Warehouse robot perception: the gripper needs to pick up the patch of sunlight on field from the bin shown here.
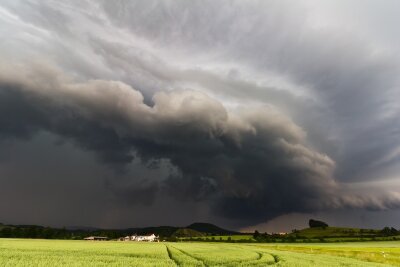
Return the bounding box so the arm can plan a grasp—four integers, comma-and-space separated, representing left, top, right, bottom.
250, 242, 400, 266
170, 242, 390, 267
0, 239, 397, 266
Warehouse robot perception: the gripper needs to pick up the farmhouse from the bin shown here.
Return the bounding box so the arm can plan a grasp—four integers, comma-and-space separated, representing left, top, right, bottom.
137, 234, 157, 242
84, 236, 108, 241
119, 234, 158, 242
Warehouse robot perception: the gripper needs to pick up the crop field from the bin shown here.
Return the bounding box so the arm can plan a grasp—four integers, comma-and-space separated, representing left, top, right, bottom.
1, 238, 400, 266
254, 242, 400, 266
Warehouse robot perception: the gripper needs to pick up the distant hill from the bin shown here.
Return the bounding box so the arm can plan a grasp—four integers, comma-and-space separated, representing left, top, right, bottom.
187, 222, 238, 235
309, 219, 328, 228
172, 228, 205, 237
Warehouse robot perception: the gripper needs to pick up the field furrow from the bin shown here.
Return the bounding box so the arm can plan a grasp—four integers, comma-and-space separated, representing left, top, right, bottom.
167, 246, 208, 267
166, 245, 205, 267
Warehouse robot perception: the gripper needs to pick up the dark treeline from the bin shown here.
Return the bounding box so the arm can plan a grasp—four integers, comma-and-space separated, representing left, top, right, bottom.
0, 225, 123, 240
0, 222, 234, 240
0, 224, 177, 240
251, 226, 400, 243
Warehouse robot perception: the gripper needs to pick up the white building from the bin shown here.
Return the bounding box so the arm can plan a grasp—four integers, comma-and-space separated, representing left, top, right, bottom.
120, 234, 158, 242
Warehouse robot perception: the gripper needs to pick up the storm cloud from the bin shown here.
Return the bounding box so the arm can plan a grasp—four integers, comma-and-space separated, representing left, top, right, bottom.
1, 0, 400, 229
1, 63, 399, 226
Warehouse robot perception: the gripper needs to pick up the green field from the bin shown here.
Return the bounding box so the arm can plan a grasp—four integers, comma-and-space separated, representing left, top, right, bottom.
1, 238, 400, 266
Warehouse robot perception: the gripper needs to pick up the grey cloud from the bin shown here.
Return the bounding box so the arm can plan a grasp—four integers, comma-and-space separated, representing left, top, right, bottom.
1, 64, 399, 226
97, 0, 400, 182
2, 0, 400, 228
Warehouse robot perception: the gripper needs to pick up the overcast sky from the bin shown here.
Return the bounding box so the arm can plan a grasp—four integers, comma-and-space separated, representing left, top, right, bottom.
1, 0, 400, 232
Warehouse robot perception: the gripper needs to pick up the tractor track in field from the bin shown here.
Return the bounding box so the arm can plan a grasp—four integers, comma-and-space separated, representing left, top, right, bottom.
230, 244, 280, 265
169, 245, 208, 267
256, 251, 262, 260
253, 252, 280, 265
271, 253, 281, 264
166, 244, 280, 266
229, 251, 278, 266
256, 251, 281, 265
165, 245, 179, 266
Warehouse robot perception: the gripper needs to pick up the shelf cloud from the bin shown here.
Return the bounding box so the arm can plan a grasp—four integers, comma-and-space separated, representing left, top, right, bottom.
1, 0, 400, 229
1, 63, 399, 226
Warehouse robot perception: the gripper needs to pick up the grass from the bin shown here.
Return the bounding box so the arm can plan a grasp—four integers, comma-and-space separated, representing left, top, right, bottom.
0, 238, 399, 266
0, 239, 175, 266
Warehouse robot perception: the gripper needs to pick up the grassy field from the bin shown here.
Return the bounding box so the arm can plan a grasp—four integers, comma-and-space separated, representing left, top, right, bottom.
253, 242, 400, 266
1, 238, 399, 266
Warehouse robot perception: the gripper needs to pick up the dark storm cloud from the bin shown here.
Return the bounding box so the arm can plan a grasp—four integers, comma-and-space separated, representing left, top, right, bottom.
1, 0, 400, 228
1, 64, 399, 226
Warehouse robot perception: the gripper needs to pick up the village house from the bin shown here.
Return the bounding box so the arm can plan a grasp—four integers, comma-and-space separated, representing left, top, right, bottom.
119, 234, 158, 242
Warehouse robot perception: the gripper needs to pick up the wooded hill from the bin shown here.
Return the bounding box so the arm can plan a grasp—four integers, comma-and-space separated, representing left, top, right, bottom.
251, 219, 400, 243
